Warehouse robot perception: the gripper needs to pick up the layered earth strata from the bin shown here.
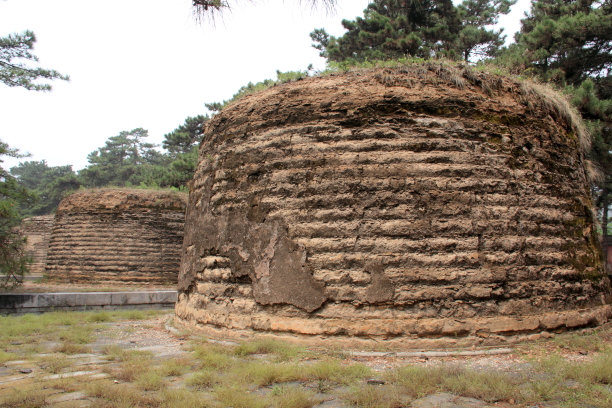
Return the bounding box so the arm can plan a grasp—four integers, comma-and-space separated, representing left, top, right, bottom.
19, 215, 54, 275
45, 189, 187, 285
176, 65, 611, 346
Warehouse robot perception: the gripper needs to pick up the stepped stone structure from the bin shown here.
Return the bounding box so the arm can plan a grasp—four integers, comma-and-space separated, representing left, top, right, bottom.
45, 189, 187, 285
176, 66, 611, 346
19, 215, 54, 275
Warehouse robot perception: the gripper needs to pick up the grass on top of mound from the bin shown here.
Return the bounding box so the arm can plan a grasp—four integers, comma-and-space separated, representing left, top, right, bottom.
210, 59, 589, 160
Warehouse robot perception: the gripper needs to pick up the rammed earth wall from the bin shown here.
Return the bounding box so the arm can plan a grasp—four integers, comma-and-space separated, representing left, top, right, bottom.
176, 66, 611, 347
45, 189, 187, 285
19, 215, 54, 275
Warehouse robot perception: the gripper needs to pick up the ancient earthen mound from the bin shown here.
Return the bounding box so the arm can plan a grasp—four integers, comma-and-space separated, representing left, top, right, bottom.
45, 189, 187, 285
176, 65, 611, 347
19, 215, 54, 275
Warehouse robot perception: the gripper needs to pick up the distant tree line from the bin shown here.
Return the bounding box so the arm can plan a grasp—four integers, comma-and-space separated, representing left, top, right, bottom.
8, 115, 208, 218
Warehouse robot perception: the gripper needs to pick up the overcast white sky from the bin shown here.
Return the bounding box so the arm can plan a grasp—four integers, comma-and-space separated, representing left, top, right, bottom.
0, 0, 530, 171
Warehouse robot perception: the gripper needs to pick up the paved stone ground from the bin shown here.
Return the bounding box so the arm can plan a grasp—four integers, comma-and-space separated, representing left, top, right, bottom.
1, 312, 598, 407
0, 315, 181, 407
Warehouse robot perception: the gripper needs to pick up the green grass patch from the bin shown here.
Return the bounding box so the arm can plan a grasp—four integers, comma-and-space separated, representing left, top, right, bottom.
387, 364, 521, 403
229, 360, 303, 386
0, 384, 50, 408
159, 388, 213, 408
87, 379, 160, 407
233, 338, 304, 361
87, 311, 113, 322
58, 325, 93, 344
54, 341, 91, 354
159, 356, 192, 377
136, 370, 166, 391
0, 309, 165, 360
37, 353, 74, 374
102, 344, 153, 362
186, 368, 221, 389
193, 343, 234, 369
343, 384, 404, 408
107, 358, 151, 382
269, 385, 319, 408
213, 385, 268, 408
0, 349, 18, 363
305, 359, 371, 384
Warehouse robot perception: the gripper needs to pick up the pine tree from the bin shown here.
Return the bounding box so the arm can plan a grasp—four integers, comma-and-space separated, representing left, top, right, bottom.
0, 141, 34, 286
455, 0, 516, 61
162, 115, 208, 158
192, 0, 336, 18
311, 0, 461, 62
78, 128, 165, 188
10, 161, 80, 216
311, 0, 514, 63
515, 0, 612, 85
0, 31, 68, 91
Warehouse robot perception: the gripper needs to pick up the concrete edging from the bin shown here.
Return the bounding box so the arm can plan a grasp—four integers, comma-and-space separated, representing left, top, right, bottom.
0, 291, 177, 314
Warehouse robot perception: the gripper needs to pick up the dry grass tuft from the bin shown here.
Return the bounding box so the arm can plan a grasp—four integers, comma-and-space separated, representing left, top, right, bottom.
229, 360, 303, 386
54, 341, 91, 354
233, 338, 304, 361
159, 356, 192, 377
213, 385, 268, 408
343, 384, 405, 408
269, 385, 320, 408
37, 353, 74, 374
0, 385, 50, 408
519, 81, 590, 152
186, 368, 221, 389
